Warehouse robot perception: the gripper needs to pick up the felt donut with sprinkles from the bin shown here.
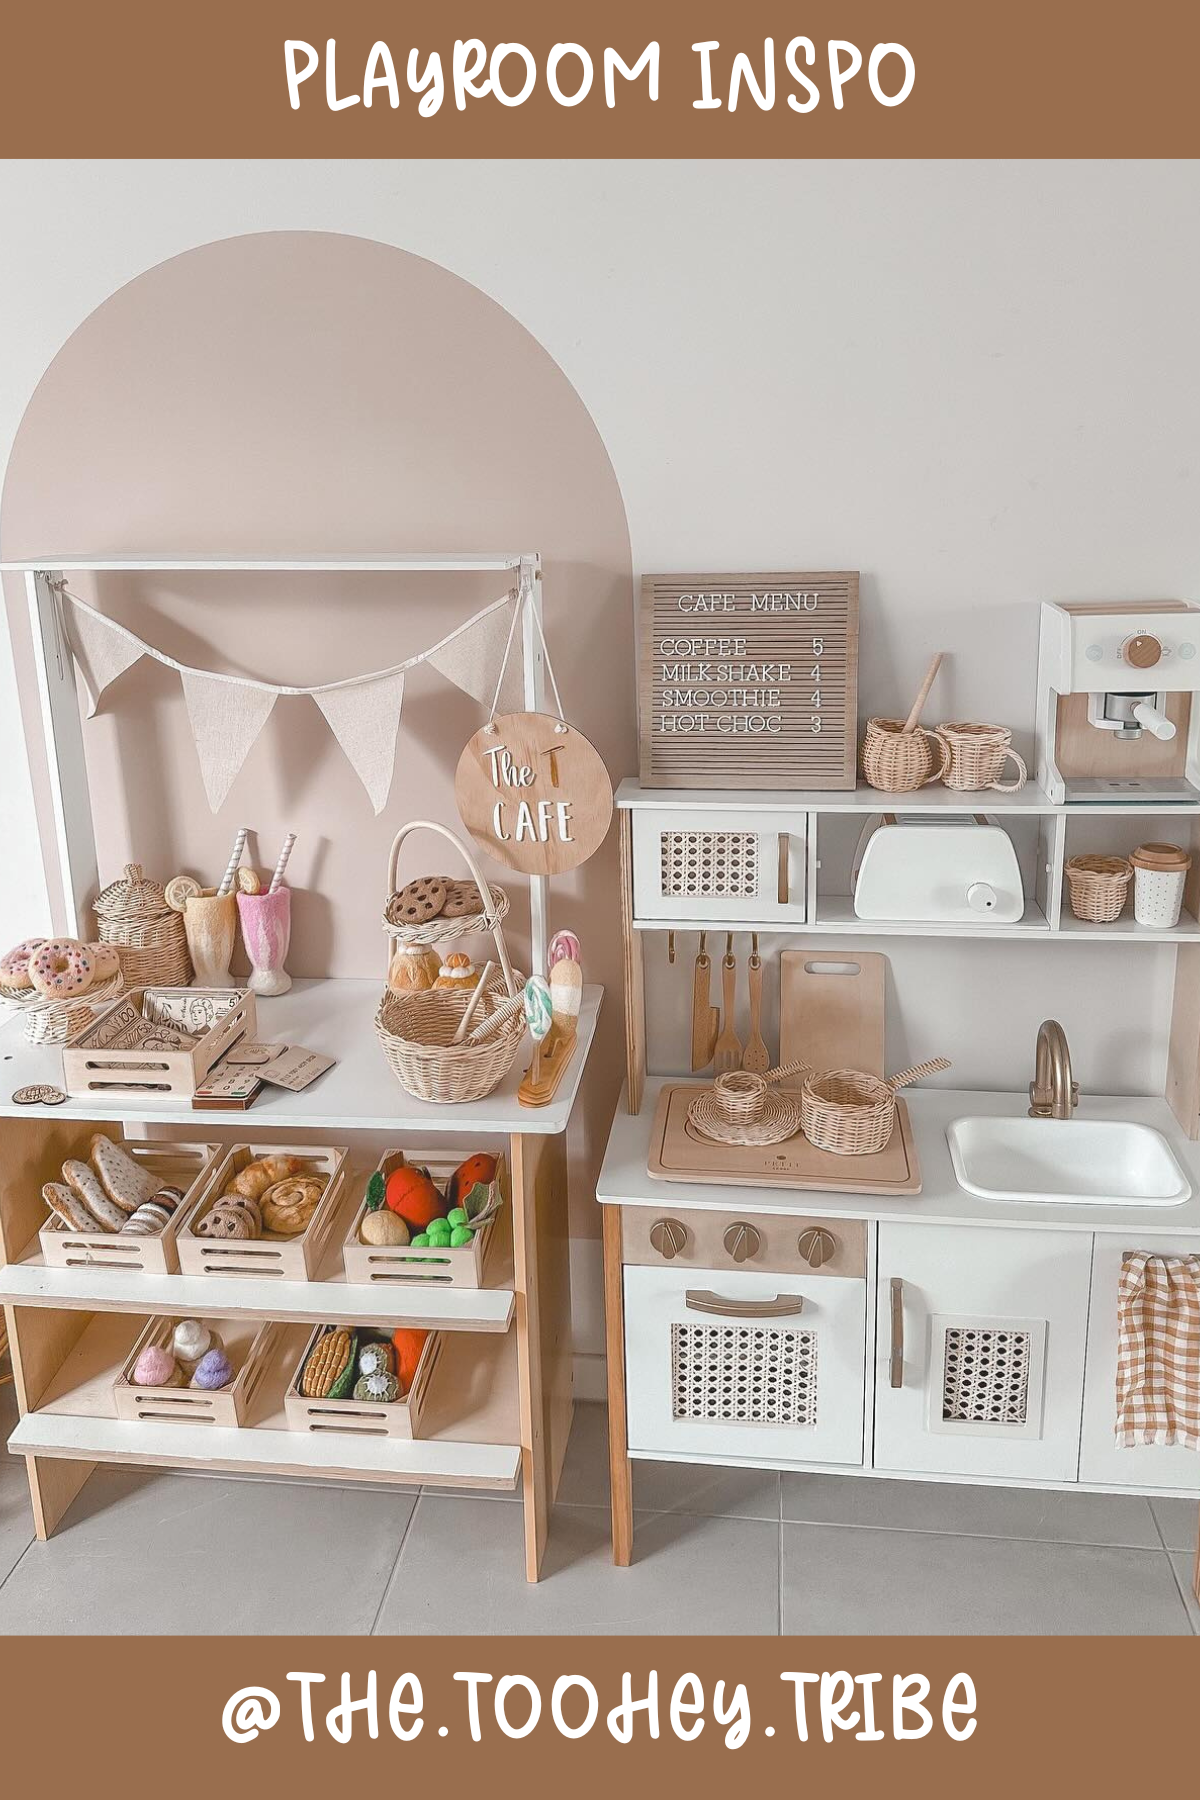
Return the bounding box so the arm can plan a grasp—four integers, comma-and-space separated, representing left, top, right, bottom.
28, 938, 94, 999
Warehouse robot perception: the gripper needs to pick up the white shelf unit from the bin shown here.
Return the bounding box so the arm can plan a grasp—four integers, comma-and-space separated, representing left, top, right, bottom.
0, 552, 596, 1583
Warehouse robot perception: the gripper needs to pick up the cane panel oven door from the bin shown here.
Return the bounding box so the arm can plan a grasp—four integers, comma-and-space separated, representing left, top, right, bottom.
631, 807, 809, 924
623, 1264, 867, 1467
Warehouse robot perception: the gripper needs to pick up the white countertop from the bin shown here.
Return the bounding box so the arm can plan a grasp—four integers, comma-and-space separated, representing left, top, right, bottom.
0, 978, 602, 1135
598, 1080, 1200, 1236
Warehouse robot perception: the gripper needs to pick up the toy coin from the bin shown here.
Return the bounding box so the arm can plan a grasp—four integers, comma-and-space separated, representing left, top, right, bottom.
223, 1042, 284, 1065
164, 874, 202, 912
12, 1084, 66, 1106
235, 867, 262, 895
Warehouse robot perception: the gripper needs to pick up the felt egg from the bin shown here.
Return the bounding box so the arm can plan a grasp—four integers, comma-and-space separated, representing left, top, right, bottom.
133, 1344, 181, 1388
524, 974, 553, 1042
191, 1349, 234, 1390
385, 1164, 443, 1230
447, 1153, 497, 1208
392, 1328, 429, 1391
360, 1210, 410, 1247
548, 930, 581, 968
172, 1319, 214, 1365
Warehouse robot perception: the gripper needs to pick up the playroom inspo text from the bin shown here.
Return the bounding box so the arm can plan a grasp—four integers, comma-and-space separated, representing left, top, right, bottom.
284, 38, 916, 115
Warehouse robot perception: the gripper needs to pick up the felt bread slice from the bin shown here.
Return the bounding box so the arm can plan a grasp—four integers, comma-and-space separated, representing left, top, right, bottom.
62, 1158, 127, 1231
89, 1135, 158, 1211
43, 1180, 99, 1232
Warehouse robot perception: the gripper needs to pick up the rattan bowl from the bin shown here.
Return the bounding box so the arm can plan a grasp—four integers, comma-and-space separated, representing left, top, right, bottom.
0, 969, 125, 1046
861, 717, 949, 792
1065, 854, 1132, 924
799, 1057, 951, 1156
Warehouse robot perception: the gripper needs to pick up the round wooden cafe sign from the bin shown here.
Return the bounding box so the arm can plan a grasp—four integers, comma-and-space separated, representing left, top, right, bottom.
455, 711, 614, 876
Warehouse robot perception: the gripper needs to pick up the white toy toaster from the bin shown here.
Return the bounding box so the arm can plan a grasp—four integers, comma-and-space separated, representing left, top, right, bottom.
852, 814, 1025, 923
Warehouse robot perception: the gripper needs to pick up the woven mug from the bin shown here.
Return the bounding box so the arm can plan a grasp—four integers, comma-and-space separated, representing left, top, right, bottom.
861, 717, 949, 792
935, 721, 1027, 793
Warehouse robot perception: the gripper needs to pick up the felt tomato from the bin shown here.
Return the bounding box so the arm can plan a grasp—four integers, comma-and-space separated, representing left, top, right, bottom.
447, 1152, 497, 1209
392, 1327, 429, 1392
385, 1165, 443, 1230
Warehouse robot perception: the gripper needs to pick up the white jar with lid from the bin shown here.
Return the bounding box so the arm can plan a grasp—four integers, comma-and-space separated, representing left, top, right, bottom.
1130, 843, 1191, 929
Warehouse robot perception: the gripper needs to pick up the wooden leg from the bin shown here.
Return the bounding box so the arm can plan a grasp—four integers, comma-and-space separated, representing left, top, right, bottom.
509, 1131, 573, 1583
1193, 1510, 1199, 1604
25, 1454, 94, 1540
603, 1203, 634, 1566
6, 1303, 96, 1539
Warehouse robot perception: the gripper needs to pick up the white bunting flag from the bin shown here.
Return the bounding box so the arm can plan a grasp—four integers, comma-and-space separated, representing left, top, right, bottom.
313, 670, 406, 814
427, 592, 524, 712
65, 597, 145, 715
181, 671, 278, 811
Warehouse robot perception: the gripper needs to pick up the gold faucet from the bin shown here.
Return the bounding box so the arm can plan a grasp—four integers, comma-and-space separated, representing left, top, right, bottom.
1029, 1019, 1079, 1119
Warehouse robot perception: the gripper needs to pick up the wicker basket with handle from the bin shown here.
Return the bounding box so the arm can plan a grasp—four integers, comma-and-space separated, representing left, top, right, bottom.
934, 721, 1027, 793
375, 821, 526, 1105
796, 1056, 951, 1156
1065, 854, 1132, 924
94, 863, 192, 988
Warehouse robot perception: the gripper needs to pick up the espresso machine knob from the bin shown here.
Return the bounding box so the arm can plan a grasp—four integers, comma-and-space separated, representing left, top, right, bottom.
797, 1227, 838, 1269
723, 1222, 761, 1263
649, 1217, 687, 1260
1121, 632, 1163, 670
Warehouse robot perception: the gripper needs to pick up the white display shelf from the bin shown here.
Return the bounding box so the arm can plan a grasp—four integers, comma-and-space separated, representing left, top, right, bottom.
8, 1312, 521, 1490
0, 977, 602, 1132
615, 775, 1200, 817
0, 553, 534, 573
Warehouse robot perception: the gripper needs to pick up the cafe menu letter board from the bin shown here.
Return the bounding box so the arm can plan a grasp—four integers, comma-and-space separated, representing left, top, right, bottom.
638, 572, 860, 789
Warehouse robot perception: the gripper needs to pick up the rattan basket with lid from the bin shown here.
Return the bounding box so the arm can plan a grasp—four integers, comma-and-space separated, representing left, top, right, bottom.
94, 863, 192, 988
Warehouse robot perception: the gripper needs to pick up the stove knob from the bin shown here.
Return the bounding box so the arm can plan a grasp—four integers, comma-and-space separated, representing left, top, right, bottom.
723, 1221, 761, 1263
1121, 632, 1162, 670
798, 1227, 838, 1269
649, 1217, 687, 1260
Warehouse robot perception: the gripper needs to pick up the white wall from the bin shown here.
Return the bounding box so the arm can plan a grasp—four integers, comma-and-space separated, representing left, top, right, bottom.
2, 157, 1198, 1045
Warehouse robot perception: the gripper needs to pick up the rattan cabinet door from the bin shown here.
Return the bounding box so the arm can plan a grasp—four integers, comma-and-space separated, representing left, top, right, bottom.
631, 808, 808, 923
875, 1224, 1092, 1483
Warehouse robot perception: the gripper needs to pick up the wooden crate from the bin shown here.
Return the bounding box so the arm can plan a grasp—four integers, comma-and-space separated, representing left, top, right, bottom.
39, 1136, 221, 1275
114, 1315, 283, 1427
283, 1323, 441, 1439
341, 1148, 506, 1288
177, 1142, 349, 1281
62, 987, 256, 1098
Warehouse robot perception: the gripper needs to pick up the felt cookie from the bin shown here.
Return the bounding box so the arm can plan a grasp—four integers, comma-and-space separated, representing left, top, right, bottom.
195, 1205, 254, 1240
215, 1195, 262, 1235
301, 1327, 356, 1399
43, 1181, 98, 1232
89, 1135, 159, 1211
441, 879, 483, 919
388, 877, 448, 925
62, 1158, 127, 1231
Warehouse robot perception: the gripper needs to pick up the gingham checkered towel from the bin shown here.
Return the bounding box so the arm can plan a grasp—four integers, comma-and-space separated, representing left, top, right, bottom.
1116, 1251, 1200, 1450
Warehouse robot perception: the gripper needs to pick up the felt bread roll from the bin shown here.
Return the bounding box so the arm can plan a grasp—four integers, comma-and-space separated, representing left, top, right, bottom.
89, 1135, 158, 1211
43, 1180, 99, 1232
62, 1158, 126, 1231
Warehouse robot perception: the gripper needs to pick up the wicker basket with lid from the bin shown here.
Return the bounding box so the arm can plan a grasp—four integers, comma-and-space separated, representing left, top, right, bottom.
94, 863, 192, 988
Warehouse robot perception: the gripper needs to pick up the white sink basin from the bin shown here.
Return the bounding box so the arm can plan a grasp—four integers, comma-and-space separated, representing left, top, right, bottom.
947, 1115, 1192, 1207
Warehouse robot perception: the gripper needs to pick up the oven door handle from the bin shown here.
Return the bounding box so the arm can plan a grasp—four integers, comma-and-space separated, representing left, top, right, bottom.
685, 1289, 805, 1319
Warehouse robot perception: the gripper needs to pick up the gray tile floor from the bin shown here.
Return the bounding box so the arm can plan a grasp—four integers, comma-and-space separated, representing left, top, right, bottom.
0, 1388, 1196, 1634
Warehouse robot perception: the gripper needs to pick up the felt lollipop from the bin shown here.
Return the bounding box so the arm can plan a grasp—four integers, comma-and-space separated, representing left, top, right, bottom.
548, 930, 581, 968
523, 973, 554, 1084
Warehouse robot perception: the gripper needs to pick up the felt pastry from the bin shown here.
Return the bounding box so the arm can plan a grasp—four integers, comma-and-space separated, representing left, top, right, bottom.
89, 1135, 159, 1210
133, 1344, 183, 1388
28, 938, 94, 999
387, 944, 442, 993
85, 942, 121, 981
120, 1199, 172, 1237
43, 1180, 99, 1232
441, 879, 483, 920
148, 1184, 184, 1216
172, 1319, 217, 1365
357, 1341, 395, 1378
388, 876, 448, 925
191, 1348, 234, 1389
301, 1327, 356, 1399
261, 1176, 324, 1237
353, 1369, 401, 1403
359, 1209, 410, 1247
392, 1328, 429, 1392
228, 1153, 308, 1201
433, 951, 476, 991
384, 1164, 442, 1231
0, 937, 45, 990
62, 1159, 127, 1231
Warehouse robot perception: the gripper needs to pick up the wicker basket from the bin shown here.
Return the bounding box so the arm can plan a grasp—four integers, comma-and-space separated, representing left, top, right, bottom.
1065, 854, 1132, 924
934, 722, 1027, 793
376, 820, 526, 1105
94, 863, 192, 988
0, 968, 124, 1045
861, 718, 950, 792
798, 1057, 951, 1156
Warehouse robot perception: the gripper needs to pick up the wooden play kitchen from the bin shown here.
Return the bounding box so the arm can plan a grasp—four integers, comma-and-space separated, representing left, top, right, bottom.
602, 581, 1200, 1594
0, 551, 601, 1584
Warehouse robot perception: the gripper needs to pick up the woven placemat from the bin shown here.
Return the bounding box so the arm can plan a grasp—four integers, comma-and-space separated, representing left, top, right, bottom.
687, 1088, 802, 1146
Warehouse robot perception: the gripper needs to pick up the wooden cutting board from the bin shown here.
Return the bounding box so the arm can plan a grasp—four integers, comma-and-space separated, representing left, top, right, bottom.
779, 948, 887, 1078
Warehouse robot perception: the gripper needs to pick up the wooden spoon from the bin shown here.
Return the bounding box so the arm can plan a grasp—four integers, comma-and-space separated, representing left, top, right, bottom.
742, 934, 769, 1073
902, 653, 944, 733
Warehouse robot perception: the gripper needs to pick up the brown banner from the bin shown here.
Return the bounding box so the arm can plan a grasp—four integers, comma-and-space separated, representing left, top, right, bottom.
2, 0, 1199, 157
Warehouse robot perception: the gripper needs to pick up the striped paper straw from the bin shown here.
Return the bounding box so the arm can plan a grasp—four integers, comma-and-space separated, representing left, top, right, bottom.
269, 832, 297, 894
216, 826, 249, 897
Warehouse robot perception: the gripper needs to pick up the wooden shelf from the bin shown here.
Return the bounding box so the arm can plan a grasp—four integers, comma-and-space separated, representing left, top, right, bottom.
9, 1311, 521, 1490
616, 775, 1200, 818
0, 977, 602, 1132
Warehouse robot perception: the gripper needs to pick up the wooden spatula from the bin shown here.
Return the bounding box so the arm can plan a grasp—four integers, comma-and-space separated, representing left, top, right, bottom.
690, 934, 720, 1071
742, 934, 769, 1073
713, 936, 743, 1073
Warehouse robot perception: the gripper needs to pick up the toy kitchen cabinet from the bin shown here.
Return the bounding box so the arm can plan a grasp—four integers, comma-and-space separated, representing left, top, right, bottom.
600, 777, 1200, 1590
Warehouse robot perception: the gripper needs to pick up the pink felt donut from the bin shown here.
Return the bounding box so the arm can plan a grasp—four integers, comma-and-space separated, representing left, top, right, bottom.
0, 938, 46, 991
28, 937, 94, 999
